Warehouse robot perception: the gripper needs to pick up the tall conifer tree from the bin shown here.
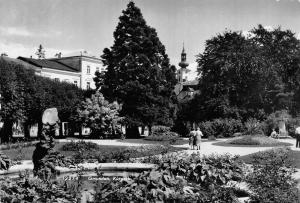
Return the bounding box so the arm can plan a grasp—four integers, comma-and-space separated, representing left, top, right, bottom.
96, 1, 177, 137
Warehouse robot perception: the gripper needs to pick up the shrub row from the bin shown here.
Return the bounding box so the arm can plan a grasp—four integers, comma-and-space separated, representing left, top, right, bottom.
198, 118, 245, 138
0, 141, 39, 150
145, 125, 180, 144
70, 145, 174, 164
190, 111, 300, 138
61, 140, 100, 151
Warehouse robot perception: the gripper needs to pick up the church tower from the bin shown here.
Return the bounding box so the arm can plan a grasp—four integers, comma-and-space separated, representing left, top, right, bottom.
178, 44, 189, 83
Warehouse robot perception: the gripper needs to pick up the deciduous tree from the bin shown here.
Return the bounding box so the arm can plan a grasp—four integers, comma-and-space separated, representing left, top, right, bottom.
74, 91, 122, 138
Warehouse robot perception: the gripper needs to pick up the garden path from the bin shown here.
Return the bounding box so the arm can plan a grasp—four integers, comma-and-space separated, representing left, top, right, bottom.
174, 138, 299, 156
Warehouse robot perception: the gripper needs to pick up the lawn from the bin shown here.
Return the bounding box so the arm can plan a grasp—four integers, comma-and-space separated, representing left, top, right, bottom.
213, 135, 293, 147
2, 142, 77, 160
239, 149, 300, 168
1, 141, 186, 161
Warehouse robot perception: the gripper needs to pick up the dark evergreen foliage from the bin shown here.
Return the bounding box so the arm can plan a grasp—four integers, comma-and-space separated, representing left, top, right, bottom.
96, 2, 177, 136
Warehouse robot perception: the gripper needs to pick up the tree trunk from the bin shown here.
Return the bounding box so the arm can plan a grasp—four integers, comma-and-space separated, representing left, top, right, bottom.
126, 126, 140, 138
148, 125, 152, 136
24, 122, 31, 141
0, 120, 13, 143
37, 120, 43, 139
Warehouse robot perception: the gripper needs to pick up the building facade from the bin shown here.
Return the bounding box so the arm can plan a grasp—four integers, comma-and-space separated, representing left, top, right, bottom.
18, 54, 105, 90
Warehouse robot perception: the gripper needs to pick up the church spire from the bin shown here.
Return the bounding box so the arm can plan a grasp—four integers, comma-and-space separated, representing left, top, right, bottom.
182, 42, 186, 54
179, 43, 189, 69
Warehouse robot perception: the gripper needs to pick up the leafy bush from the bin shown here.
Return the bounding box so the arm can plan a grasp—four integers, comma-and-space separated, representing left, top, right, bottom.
94, 153, 244, 202
61, 140, 100, 151
244, 118, 264, 135
146, 125, 180, 144
151, 125, 171, 136
74, 91, 123, 139
72, 145, 174, 164
0, 176, 79, 202
198, 118, 244, 138
159, 153, 245, 187
145, 132, 180, 143
0, 151, 11, 170
246, 148, 299, 203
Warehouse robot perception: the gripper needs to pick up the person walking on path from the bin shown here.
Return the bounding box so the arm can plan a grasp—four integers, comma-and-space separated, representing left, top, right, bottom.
270, 128, 278, 139
194, 127, 203, 150
295, 126, 300, 148
189, 128, 196, 150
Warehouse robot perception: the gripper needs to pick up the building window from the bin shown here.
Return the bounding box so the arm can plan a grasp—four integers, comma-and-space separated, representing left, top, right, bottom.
86, 82, 90, 89
54, 78, 60, 82
96, 67, 99, 72
87, 66, 90, 74
74, 81, 78, 86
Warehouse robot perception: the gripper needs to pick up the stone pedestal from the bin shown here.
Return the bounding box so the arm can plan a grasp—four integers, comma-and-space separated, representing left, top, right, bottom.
278, 120, 288, 137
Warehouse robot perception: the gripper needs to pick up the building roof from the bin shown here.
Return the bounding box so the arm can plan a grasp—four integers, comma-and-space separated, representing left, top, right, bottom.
18, 57, 79, 72
1, 56, 41, 72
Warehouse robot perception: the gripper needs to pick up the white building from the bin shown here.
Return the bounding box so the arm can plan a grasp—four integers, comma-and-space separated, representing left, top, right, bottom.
18, 54, 105, 90
174, 46, 199, 101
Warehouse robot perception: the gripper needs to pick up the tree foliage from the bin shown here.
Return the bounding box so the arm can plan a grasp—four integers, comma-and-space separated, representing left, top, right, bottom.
187, 25, 300, 122
74, 91, 122, 138
35, 44, 45, 59
96, 2, 177, 135
0, 58, 84, 142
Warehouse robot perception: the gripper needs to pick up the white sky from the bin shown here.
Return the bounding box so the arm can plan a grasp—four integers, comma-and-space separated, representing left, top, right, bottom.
0, 0, 300, 72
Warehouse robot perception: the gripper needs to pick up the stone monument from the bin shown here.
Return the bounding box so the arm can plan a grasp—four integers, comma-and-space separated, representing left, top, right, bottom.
32, 108, 59, 176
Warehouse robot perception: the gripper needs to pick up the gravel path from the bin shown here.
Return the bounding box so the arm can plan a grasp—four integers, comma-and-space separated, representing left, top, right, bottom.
56, 138, 155, 147
174, 138, 299, 156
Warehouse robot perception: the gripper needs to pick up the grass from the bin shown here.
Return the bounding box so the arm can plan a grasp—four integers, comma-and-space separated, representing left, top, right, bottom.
239, 149, 300, 168
212, 135, 293, 147
1, 141, 186, 161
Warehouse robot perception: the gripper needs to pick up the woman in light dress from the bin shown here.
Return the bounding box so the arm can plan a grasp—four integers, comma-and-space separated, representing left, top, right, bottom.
194, 127, 203, 150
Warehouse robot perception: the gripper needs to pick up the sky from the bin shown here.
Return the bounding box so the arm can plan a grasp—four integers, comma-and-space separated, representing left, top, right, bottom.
0, 0, 300, 73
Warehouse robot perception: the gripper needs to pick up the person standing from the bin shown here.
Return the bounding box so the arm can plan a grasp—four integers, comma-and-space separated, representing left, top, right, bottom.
189, 128, 196, 150
295, 126, 300, 148
194, 127, 203, 150
270, 128, 278, 139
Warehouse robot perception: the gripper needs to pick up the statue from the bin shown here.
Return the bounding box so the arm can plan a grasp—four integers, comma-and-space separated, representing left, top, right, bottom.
32, 108, 59, 177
